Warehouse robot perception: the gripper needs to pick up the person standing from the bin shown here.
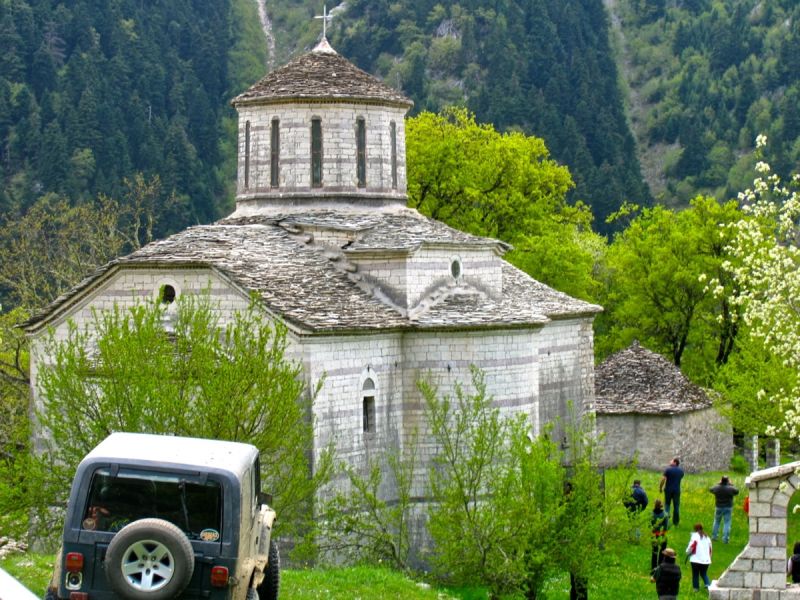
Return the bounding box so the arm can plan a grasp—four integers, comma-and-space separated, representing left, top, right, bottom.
659, 457, 685, 526
652, 547, 681, 600
710, 475, 739, 543
686, 523, 712, 591
650, 499, 670, 575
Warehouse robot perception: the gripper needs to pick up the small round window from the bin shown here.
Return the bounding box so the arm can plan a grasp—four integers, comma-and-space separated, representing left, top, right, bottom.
160, 284, 176, 304
450, 259, 462, 280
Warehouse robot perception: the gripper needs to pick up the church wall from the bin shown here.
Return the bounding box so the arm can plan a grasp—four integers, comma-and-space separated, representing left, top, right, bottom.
536, 317, 596, 434
236, 102, 407, 198
299, 333, 405, 498
406, 247, 502, 309
28, 267, 254, 452
348, 246, 502, 309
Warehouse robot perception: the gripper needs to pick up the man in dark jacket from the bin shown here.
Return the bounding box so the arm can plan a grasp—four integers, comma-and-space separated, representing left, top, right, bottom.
653, 547, 681, 599
660, 457, 685, 525
625, 480, 649, 514
710, 475, 739, 543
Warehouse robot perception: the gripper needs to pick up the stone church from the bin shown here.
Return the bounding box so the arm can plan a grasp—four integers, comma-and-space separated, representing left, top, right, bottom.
25, 37, 601, 533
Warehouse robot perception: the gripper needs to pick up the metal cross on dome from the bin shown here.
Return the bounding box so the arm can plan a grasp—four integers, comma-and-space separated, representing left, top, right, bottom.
314, 5, 334, 39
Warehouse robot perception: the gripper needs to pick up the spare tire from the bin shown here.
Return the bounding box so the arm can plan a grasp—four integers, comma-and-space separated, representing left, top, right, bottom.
105, 518, 194, 600
257, 540, 280, 600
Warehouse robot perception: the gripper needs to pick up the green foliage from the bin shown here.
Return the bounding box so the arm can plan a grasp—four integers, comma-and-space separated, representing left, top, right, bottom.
327, 0, 650, 230
596, 196, 743, 381
315, 435, 418, 571
729, 453, 750, 475
0, 307, 31, 538
0, 0, 259, 225
419, 369, 621, 599
614, 0, 800, 205
0, 175, 177, 309
406, 108, 604, 300
32, 293, 331, 545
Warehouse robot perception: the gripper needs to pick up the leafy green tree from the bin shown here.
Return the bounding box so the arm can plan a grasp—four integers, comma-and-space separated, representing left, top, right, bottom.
0, 306, 31, 538
597, 196, 743, 381
406, 108, 605, 300
420, 369, 622, 599
32, 294, 332, 544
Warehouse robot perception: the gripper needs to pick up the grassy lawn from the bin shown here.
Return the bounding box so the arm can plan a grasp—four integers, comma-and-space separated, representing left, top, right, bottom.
5, 468, 799, 599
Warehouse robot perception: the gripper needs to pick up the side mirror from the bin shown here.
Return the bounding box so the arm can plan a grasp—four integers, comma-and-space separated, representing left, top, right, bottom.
258, 492, 273, 507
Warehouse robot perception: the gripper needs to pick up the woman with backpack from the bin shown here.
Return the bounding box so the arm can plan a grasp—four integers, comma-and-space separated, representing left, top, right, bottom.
650, 499, 669, 575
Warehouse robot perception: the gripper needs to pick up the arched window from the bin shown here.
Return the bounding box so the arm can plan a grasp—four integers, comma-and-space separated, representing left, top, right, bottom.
311, 118, 323, 187
159, 284, 176, 304
356, 117, 366, 188
244, 120, 251, 189
390, 121, 397, 189
270, 118, 280, 187
362, 378, 376, 433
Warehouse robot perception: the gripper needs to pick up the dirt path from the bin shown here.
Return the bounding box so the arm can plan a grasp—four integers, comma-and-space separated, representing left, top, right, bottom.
254, 0, 275, 71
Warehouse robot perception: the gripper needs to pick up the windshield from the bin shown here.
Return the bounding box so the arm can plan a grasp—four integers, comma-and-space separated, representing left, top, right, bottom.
82, 468, 223, 541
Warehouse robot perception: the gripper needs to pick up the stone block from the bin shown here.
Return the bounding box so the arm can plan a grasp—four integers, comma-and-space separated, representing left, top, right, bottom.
766, 547, 787, 559
762, 573, 788, 588
772, 504, 788, 518
751, 533, 778, 547
752, 502, 771, 517
753, 559, 771, 572
720, 571, 746, 587
729, 590, 755, 600
743, 546, 766, 559
745, 571, 763, 587
759, 517, 786, 533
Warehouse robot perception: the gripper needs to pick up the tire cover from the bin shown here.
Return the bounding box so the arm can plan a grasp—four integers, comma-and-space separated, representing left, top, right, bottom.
105, 518, 194, 600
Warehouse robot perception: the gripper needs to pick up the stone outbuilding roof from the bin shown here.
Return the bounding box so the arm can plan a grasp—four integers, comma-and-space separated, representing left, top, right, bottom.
594, 341, 712, 415
23, 210, 601, 335
232, 38, 413, 108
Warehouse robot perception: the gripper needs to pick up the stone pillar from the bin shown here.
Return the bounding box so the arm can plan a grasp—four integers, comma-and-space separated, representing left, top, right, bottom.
709, 461, 800, 599
749, 434, 759, 472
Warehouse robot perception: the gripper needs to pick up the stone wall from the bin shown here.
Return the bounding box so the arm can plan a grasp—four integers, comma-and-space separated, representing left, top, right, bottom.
596, 406, 732, 472
710, 461, 800, 599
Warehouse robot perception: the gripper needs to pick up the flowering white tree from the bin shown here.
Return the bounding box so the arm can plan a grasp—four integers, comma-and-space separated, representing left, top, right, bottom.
725, 135, 800, 437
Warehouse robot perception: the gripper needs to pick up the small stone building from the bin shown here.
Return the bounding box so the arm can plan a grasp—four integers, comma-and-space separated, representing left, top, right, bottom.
710, 461, 800, 599
594, 341, 732, 472
25, 37, 601, 550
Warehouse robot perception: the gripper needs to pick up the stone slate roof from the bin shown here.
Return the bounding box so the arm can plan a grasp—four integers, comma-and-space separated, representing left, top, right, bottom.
24, 210, 600, 334
232, 39, 413, 108
594, 341, 712, 415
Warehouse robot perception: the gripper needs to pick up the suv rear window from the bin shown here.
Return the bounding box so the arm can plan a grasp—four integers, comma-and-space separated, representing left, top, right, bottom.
82, 468, 223, 541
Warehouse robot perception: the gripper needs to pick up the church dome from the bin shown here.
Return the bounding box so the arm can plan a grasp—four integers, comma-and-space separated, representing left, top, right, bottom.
230, 39, 414, 215
232, 38, 413, 109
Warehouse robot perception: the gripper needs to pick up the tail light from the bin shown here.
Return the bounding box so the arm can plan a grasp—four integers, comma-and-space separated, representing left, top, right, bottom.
69, 594, 89, 600
65, 552, 84, 572
210, 565, 229, 588
64, 552, 84, 591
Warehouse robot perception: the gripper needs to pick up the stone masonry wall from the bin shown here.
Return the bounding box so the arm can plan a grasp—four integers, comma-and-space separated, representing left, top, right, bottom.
537, 318, 596, 435
348, 246, 502, 309
597, 407, 732, 472
710, 461, 800, 599
236, 102, 408, 198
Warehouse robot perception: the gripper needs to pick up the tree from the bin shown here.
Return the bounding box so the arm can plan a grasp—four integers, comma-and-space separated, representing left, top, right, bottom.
0, 306, 31, 538
32, 293, 332, 544
597, 196, 743, 381
722, 135, 800, 438
419, 368, 622, 599
0, 175, 178, 310
406, 108, 605, 301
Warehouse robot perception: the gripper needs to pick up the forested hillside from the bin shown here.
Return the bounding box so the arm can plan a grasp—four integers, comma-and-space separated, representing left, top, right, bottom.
610, 0, 800, 205
0, 0, 266, 231
327, 0, 651, 231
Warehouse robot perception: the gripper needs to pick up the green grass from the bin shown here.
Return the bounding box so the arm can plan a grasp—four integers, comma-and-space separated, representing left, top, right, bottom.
5, 469, 800, 599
